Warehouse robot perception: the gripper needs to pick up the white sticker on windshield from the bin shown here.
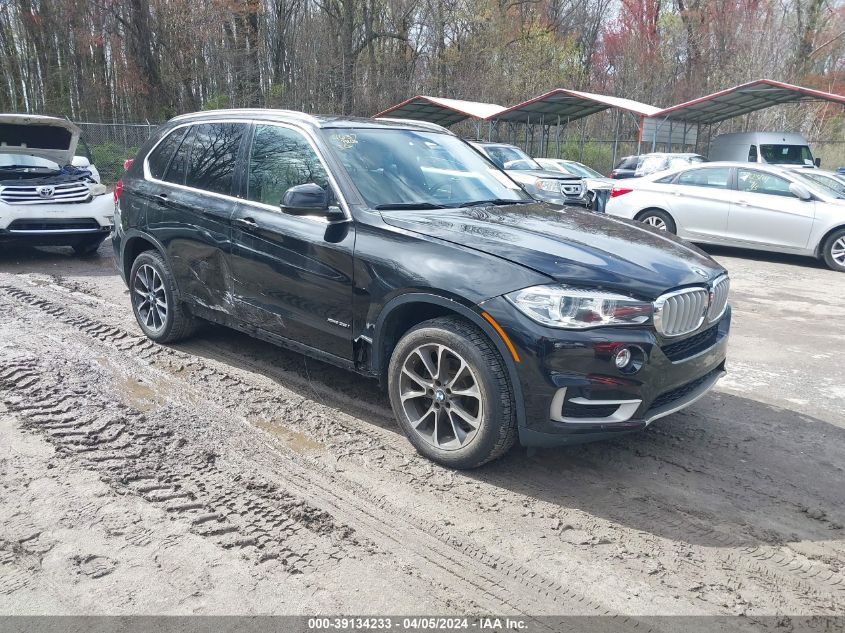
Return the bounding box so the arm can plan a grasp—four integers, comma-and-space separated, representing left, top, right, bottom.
330, 133, 358, 150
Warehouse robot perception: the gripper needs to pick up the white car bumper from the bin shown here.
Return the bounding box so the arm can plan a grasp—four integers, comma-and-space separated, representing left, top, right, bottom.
0, 194, 114, 242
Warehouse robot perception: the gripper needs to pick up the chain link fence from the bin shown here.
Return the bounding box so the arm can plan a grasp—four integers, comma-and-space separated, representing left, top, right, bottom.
76, 121, 163, 184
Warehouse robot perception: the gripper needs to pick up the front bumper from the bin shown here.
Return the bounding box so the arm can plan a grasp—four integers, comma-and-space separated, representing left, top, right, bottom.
0, 195, 114, 245
479, 296, 731, 447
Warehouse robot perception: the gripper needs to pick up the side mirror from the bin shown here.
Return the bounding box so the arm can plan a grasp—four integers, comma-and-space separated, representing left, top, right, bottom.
72, 155, 91, 168
281, 183, 330, 216
814, 157, 822, 168
789, 182, 813, 201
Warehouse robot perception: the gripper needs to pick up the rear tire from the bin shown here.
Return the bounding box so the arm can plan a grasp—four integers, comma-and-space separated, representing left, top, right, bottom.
72, 236, 106, 256
821, 228, 845, 272
387, 316, 517, 469
129, 250, 197, 343
638, 209, 676, 234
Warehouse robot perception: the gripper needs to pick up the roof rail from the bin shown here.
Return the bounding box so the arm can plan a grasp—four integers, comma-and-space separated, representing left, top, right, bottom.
170, 108, 320, 124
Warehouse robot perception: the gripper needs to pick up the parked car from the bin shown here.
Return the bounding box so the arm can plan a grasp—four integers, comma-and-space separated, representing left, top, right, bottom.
468, 141, 588, 207
606, 161, 845, 271
609, 155, 641, 179
708, 132, 819, 167
535, 158, 613, 212
0, 114, 112, 255
114, 110, 731, 468
635, 153, 706, 177
787, 167, 845, 198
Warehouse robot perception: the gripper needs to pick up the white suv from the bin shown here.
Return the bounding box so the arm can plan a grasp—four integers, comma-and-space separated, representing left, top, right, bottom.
0, 114, 113, 255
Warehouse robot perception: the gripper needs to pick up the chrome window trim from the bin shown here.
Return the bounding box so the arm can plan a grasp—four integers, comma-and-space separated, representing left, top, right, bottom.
142, 118, 351, 223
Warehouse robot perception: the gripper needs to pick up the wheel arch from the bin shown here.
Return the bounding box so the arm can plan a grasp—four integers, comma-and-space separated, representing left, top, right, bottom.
371, 293, 527, 430
121, 231, 175, 294
815, 224, 845, 258
634, 206, 673, 221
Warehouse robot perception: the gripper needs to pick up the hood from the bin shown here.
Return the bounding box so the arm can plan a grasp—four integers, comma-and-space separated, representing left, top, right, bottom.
506, 168, 581, 182
0, 114, 80, 166
380, 204, 725, 300
585, 177, 614, 190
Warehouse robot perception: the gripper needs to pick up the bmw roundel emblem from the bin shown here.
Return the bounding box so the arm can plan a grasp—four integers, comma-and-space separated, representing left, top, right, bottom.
691, 267, 708, 278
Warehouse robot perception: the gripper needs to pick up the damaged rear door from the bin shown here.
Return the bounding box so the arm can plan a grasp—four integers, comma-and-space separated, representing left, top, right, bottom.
228, 122, 355, 361
149, 122, 247, 313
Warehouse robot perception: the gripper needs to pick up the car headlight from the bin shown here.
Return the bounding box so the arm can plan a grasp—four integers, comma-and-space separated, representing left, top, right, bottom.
534, 179, 562, 193
505, 285, 653, 329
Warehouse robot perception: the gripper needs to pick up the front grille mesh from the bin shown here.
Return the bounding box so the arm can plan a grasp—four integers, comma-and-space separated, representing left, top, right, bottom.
0, 181, 91, 205
661, 326, 719, 362
655, 288, 708, 337
707, 276, 730, 321
649, 368, 722, 411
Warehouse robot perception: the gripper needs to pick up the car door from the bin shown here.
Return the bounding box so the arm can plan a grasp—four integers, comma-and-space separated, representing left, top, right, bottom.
663, 167, 732, 240
727, 168, 815, 249
145, 122, 247, 311
229, 122, 355, 360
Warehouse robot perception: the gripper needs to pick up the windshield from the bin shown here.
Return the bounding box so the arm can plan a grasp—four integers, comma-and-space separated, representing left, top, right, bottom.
325, 129, 532, 209
760, 144, 814, 166
0, 153, 61, 171
796, 172, 845, 199
562, 162, 603, 178
481, 145, 541, 171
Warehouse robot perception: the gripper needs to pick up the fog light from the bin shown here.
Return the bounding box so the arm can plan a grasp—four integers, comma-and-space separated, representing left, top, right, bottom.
614, 347, 632, 369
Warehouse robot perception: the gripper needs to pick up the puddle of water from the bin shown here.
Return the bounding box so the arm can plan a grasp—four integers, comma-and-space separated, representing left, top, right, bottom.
253, 418, 323, 454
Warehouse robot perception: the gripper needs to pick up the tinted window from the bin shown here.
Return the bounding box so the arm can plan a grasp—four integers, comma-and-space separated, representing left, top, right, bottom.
247, 125, 329, 206
676, 167, 730, 189
164, 126, 194, 185
148, 128, 187, 180
748, 145, 758, 162
737, 169, 795, 197
185, 123, 246, 195
616, 156, 639, 170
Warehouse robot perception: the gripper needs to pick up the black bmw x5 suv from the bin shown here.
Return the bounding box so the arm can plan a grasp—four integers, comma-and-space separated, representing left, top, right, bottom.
113, 110, 731, 469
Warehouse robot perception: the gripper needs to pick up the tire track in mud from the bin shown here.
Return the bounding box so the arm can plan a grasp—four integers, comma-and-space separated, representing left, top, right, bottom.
0, 355, 354, 575
0, 282, 653, 626
2, 278, 844, 615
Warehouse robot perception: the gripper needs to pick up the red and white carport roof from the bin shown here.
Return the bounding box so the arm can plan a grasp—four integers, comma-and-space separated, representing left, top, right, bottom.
374, 96, 507, 127
649, 79, 845, 124
488, 88, 661, 123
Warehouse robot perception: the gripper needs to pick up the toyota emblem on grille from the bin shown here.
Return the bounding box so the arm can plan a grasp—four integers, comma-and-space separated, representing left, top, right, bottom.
37, 186, 55, 199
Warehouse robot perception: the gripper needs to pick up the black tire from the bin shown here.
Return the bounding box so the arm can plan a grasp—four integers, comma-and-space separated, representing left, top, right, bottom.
637, 209, 676, 234
387, 316, 517, 469
821, 228, 845, 272
129, 250, 197, 343
72, 236, 106, 256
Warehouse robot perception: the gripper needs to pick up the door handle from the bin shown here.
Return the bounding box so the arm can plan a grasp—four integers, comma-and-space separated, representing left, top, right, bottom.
234, 217, 259, 230
736, 199, 748, 206
155, 193, 168, 202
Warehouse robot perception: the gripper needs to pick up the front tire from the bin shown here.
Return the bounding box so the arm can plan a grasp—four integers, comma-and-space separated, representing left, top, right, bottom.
387, 316, 517, 469
129, 251, 197, 343
638, 209, 676, 234
822, 228, 845, 272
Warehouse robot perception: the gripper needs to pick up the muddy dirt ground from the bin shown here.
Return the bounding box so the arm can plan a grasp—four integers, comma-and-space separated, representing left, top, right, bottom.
0, 239, 843, 628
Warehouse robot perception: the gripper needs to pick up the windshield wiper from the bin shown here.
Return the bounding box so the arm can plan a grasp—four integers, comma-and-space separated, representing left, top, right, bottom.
453, 199, 535, 207
374, 202, 448, 210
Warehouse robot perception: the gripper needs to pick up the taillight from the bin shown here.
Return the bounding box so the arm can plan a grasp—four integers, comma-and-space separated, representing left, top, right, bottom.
610, 187, 633, 198
123, 158, 134, 171
114, 179, 123, 203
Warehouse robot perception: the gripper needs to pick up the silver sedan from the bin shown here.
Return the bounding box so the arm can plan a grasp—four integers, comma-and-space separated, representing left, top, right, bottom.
605, 161, 845, 272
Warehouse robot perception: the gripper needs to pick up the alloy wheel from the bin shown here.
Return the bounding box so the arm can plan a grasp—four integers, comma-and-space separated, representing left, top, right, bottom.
133, 264, 168, 332
832, 236, 845, 266
399, 343, 483, 451
644, 216, 667, 230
